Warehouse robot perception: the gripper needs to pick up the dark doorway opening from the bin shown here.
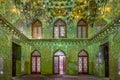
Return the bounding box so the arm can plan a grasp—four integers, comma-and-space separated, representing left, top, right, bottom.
101, 42, 109, 77
12, 42, 21, 77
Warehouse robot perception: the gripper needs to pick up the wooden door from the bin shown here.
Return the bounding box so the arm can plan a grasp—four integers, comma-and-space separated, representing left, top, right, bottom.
78, 50, 88, 74
31, 51, 41, 74
53, 51, 66, 75
54, 56, 66, 74
54, 56, 59, 74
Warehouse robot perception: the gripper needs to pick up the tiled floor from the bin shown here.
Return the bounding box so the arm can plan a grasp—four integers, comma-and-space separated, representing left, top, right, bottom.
13, 75, 107, 80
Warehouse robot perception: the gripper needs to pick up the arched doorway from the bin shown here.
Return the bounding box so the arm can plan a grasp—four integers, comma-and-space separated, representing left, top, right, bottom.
53, 50, 66, 75
78, 50, 88, 74
12, 42, 21, 77
31, 50, 41, 74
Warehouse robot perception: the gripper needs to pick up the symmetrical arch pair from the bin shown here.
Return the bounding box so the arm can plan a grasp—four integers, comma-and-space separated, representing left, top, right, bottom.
32, 19, 88, 38
31, 49, 88, 74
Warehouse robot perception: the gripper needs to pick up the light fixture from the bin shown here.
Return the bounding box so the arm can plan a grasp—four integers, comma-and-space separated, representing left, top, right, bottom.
11, 6, 18, 13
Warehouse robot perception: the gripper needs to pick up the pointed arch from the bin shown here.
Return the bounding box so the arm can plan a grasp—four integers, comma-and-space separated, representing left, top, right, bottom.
31, 50, 41, 56
54, 19, 66, 26
78, 49, 89, 74
31, 50, 41, 74
32, 19, 42, 39
77, 19, 87, 26
53, 50, 66, 56
77, 19, 88, 38
53, 19, 66, 38
78, 49, 88, 57
53, 49, 66, 74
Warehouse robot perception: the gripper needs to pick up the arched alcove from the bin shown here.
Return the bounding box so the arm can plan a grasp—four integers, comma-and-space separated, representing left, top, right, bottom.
53, 50, 66, 75
53, 19, 66, 38
78, 50, 89, 74
31, 50, 41, 74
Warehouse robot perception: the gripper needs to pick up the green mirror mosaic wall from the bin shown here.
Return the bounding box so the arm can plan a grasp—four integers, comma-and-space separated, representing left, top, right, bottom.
0, 0, 120, 80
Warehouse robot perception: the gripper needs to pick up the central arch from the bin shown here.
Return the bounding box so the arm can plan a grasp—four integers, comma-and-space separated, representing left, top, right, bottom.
53, 50, 66, 75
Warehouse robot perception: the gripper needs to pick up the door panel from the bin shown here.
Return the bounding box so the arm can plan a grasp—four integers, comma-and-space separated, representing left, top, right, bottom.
54, 56, 66, 74
54, 56, 59, 73
59, 56, 64, 74
79, 57, 82, 73
37, 57, 40, 72
83, 57, 88, 72
63, 56, 66, 74
32, 57, 36, 72
31, 56, 40, 74
79, 57, 88, 74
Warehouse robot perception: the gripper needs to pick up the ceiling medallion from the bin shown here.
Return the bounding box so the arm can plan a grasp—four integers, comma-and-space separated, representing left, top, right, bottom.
51, 8, 67, 16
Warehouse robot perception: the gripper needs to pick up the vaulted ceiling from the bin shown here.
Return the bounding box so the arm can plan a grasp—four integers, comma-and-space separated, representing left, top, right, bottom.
0, 0, 119, 28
